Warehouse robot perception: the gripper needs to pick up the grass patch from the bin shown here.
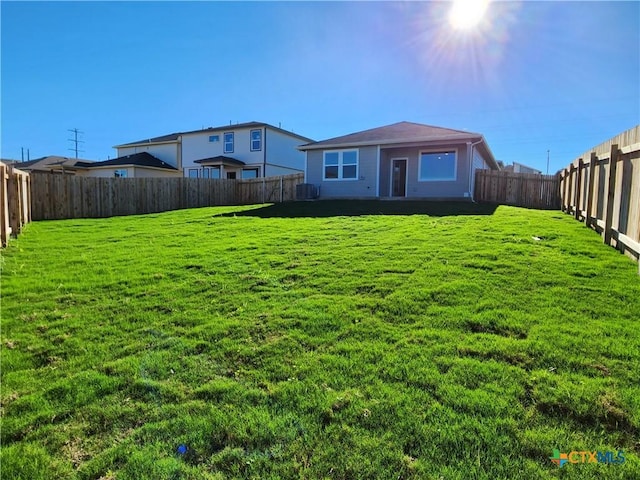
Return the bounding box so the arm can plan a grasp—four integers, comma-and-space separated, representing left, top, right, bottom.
2, 201, 639, 479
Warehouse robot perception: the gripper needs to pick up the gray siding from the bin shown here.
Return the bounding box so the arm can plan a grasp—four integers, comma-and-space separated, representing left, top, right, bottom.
380, 143, 472, 198
306, 146, 378, 198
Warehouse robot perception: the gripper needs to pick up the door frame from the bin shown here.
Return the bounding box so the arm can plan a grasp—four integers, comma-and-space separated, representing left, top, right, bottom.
389, 157, 408, 197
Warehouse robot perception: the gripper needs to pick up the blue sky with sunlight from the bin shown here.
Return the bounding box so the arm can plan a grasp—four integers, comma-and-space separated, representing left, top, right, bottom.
1, 1, 638, 173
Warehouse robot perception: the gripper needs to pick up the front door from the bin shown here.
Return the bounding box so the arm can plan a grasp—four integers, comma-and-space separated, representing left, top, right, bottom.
391, 159, 407, 197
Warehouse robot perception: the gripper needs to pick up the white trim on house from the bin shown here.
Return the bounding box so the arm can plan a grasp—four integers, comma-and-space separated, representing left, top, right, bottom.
322, 149, 359, 181
375, 145, 381, 197
418, 148, 458, 182
389, 157, 409, 198
304, 151, 308, 183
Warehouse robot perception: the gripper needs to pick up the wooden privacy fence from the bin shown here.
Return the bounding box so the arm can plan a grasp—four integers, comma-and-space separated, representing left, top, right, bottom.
474, 170, 560, 209
559, 125, 640, 262
1, 162, 31, 247
30, 173, 303, 221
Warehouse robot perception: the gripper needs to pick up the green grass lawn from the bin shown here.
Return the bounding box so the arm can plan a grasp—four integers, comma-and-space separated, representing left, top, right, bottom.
1, 201, 639, 480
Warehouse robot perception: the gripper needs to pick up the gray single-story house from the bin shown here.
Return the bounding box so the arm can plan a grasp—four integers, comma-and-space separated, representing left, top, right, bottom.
298, 121, 500, 200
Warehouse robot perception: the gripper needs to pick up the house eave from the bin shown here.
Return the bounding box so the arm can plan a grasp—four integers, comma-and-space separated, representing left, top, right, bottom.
298, 134, 482, 151
113, 139, 180, 149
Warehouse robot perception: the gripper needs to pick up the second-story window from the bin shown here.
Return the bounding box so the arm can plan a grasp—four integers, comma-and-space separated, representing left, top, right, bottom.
250, 129, 262, 151
224, 132, 234, 153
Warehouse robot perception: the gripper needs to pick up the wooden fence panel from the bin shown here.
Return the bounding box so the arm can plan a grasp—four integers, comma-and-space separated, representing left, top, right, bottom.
29, 172, 303, 221
1, 162, 31, 247
474, 170, 560, 209
559, 125, 640, 263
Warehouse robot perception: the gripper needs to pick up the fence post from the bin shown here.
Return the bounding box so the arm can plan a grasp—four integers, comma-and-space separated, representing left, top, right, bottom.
0, 164, 9, 247
603, 144, 619, 247
585, 152, 597, 228
574, 158, 583, 220
566, 165, 575, 215
563, 168, 570, 212
280, 176, 283, 203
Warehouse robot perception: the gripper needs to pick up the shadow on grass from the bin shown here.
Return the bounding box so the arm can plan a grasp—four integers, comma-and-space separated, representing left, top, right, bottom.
213, 200, 499, 218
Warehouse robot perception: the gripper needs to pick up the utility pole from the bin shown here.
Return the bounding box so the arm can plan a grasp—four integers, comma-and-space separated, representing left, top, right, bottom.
68, 128, 85, 158
546, 149, 550, 175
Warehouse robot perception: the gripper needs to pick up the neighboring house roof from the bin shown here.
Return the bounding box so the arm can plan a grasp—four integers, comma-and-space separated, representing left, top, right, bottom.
15, 156, 95, 172
193, 155, 246, 166
114, 132, 182, 147
299, 121, 482, 150
115, 121, 313, 148
508, 162, 542, 174
77, 152, 178, 170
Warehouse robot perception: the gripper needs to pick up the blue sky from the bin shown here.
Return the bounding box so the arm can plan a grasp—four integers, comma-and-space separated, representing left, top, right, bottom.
1, 1, 638, 173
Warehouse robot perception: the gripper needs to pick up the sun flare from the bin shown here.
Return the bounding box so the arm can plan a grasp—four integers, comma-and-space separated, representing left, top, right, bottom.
449, 0, 489, 30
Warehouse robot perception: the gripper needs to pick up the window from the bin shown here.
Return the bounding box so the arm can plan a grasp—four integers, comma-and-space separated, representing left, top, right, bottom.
210, 166, 221, 179
188, 169, 199, 178
419, 150, 457, 181
223, 132, 234, 153
250, 129, 262, 151
208, 135, 220, 143
323, 150, 358, 180
114, 169, 127, 178
242, 168, 259, 179
203, 168, 210, 179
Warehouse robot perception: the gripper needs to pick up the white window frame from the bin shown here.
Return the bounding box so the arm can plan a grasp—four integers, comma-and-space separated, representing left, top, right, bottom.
250, 129, 262, 152
418, 148, 458, 182
223, 132, 234, 154
208, 135, 220, 143
323, 149, 359, 181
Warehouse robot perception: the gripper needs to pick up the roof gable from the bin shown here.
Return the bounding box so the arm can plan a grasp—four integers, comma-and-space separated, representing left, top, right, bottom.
299, 121, 481, 150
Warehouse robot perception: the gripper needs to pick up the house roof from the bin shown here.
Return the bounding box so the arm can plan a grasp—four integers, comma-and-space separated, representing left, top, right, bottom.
15, 156, 95, 171
115, 121, 313, 148
299, 121, 482, 150
193, 155, 245, 166
77, 152, 178, 170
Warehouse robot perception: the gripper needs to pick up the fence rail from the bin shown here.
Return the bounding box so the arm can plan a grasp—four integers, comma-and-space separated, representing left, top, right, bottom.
474, 170, 560, 209
559, 125, 640, 262
30, 173, 303, 221
1, 162, 31, 247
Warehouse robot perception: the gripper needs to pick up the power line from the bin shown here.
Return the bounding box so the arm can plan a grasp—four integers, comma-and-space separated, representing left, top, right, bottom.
68, 128, 85, 158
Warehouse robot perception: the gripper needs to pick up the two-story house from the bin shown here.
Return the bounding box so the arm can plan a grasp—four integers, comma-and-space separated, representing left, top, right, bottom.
114, 121, 313, 179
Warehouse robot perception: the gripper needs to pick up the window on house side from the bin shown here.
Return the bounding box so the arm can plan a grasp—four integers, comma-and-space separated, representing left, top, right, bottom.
210, 166, 221, 179
250, 129, 262, 151
224, 132, 234, 153
323, 150, 358, 180
208, 135, 220, 142
419, 151, 456, 181
114, 169, 127, 178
